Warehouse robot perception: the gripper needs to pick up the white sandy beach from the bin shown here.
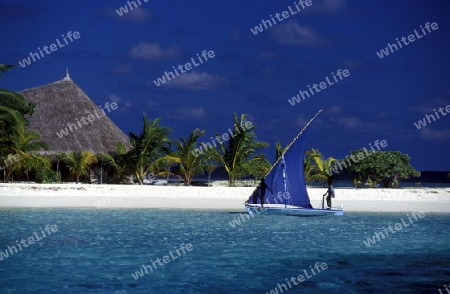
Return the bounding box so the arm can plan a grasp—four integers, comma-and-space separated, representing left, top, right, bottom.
0, 183, 449, 213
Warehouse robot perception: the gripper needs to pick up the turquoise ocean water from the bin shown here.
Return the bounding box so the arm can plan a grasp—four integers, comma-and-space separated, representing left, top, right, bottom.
0, 209, 449, 293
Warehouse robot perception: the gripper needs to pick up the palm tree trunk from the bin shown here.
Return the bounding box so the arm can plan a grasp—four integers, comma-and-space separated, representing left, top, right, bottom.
135, 171, 143, 185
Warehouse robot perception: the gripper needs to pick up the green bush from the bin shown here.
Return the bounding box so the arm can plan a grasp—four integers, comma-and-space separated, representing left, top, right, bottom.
35, 169, 61, 183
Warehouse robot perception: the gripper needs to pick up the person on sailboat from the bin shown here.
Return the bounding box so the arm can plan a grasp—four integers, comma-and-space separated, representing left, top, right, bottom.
259, 178, 272, 207
323, 184, 335, 209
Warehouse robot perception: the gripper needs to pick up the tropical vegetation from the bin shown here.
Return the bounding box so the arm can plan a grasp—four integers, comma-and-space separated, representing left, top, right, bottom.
0, 64, 49, 182
304, 148, 338, 185
96, 142, 132, 184
339, 150, 421, 188
128, 113, 177, 185
60, 151, 98, 183
0, 63, 426, 188
206, 114, 270, 186
172, 128, 209, 186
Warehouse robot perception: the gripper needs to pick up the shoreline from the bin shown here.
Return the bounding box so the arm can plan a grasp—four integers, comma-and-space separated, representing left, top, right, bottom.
0, 183, 449, 213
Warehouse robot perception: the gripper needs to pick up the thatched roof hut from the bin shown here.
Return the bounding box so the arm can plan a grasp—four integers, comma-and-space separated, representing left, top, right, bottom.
19, 72, 130, 154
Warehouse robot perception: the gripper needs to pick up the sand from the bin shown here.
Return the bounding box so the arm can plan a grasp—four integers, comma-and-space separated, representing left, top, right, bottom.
0, 183, 449, 213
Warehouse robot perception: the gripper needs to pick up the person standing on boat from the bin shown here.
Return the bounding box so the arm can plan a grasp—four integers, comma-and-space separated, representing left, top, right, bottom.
259, 178, 272, 207
323, 184, 335, 209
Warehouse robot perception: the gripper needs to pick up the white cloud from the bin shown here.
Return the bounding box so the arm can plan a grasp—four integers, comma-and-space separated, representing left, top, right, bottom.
129, 42, 181, 60
419, 128, 450, 140
108, 94, 121, 103
107, 93, 132, 109
228, 29, 243, 42
339, 60, 363, 68
165, 72, 228, 90
413, 106, 434, 113
305, 0, 348, 14
327, 106, 343, 114
123, 7, 152, 22
171, 107, 207, 119
101, 6, 153, 23
110, 64, 133, 75
270, 21, 328, 46
376, 112, 388, 119
411, 97, 450, 114
295, 115, 309, 127
319, 0, 347, 12
330, 117, 363, 129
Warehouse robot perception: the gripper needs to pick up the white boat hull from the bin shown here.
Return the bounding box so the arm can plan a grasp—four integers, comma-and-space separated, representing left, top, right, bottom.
245, 204, 344, 216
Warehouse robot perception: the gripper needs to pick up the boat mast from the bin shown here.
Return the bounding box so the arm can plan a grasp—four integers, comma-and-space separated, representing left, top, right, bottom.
281, 154, 287, 208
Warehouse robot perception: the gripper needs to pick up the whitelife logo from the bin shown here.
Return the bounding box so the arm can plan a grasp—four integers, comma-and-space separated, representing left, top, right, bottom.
326, 140, 388, 176
152, 50, 215, 87
265, 261, 328, 294
0, 224, 58, 261
363, 211, 425, 247
116, 0, 149, 16
288, 69, 350, 106
0, 153, 21, 171
131, 243, 193, 280
250, 0, 313, 35
191, 120, 253, 156
376, 22, 439, 59
18, 31, 81, 68
413, 104, 450, 130
55, 101, 118, 139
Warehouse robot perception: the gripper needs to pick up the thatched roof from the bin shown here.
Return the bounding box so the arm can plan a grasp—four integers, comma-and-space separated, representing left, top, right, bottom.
19, 73, 131, 154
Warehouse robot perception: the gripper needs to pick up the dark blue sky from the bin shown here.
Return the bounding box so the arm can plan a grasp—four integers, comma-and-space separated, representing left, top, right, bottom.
1, 0, 449, 171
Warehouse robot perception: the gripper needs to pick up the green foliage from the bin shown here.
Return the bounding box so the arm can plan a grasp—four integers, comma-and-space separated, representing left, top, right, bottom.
0, 89, 35, 119
60, 151, 98, 183
207, 113, 268, 186
0, 65, 35, 125
0, 66, 47, 182
0, 64, 15, 78
14, 154, 51, 181
173, 128, 209, 185
0, 109, 22, 164
304, 148, 337, 185
35, 168, 61, 184
97, 142, 132, 183
128, 113, 174, 184
275, 142, 284, 162
234, 156, 271, 182
341, 150, 420, 188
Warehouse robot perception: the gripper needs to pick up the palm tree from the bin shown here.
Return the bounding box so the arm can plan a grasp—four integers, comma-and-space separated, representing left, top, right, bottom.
0, 64, 15, 78
60, 151, 98, 183
205, 159, 217, 186
239, 156, 272, 186
0, 109, 48, 181
208, 113, 268, 187
0, 104, 28, 157
97, 142, 132, 183
275, 141, 284, 162
15, 155, 51, 181
304, 148, 338, 185
0, 66, 47, 182
128, 113, 176, 184
173, 129, 210, 186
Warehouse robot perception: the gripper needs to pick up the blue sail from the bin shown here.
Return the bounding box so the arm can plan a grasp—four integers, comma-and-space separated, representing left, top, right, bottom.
247, 110, 322, 208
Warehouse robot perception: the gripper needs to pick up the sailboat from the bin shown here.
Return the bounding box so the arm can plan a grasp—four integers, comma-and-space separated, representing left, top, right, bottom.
245, 109, 344, 216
